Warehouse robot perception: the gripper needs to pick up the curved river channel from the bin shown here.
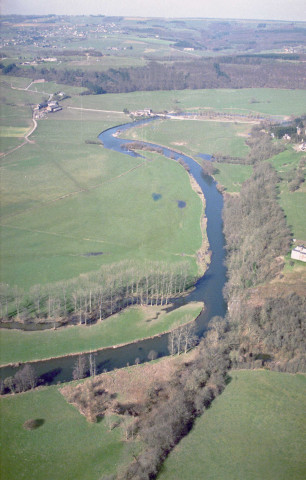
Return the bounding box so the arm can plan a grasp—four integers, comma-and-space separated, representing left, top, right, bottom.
0, 118, 227, 384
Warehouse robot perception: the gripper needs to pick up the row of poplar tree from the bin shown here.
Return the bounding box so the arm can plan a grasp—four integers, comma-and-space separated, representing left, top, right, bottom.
0, 260, 194, 326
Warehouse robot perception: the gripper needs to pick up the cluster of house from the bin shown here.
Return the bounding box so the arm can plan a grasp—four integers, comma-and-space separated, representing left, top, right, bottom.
34, 100, 62, 117
291, 245, 306, 263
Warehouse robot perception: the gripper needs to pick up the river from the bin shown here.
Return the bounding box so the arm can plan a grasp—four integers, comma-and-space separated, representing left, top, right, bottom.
0, 117, 227, 385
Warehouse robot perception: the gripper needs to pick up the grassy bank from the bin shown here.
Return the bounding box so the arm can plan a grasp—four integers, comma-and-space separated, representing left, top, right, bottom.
0, 302, 203, 365
120, 118, 254, 193
122, 118, 251, 158
158, 370, 306, 480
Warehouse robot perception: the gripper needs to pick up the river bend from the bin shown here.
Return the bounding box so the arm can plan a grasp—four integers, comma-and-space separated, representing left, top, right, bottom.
0, 118, 227, 384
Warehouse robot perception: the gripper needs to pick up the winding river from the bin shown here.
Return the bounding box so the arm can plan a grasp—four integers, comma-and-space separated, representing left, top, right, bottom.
0, 118, 227, 384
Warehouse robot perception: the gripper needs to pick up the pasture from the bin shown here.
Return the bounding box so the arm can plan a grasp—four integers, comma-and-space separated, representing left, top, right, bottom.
279, 184, 306, 241
65, 88, 306, 117
1, 108, 203, 289
0, 386, 129, 480
122, 118, 251, 157
0, 302, 203, 365
269, 149, 306, 241
213, 163, 253, 192
54, 54, 147, 72
158, 370, 306, 480
122, 118, 254, 193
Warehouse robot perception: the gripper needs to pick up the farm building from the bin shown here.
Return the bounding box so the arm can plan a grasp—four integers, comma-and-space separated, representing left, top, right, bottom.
131, 108, 153, 117
291, 245, 306, 262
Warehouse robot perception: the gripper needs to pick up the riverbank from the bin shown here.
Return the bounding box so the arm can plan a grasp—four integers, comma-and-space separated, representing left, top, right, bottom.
1, 119, 227, 388
0, 302, 203, 367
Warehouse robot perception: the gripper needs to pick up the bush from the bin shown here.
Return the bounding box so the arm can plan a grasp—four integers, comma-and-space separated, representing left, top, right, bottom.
23, 418, 44, 430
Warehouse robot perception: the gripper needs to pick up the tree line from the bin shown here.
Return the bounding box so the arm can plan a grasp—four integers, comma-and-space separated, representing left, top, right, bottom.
0, 260, 194, 327
211, 123, 285, 166
2, 53, 305, 95
223, 162, 291, 297
64, 318, 230, 480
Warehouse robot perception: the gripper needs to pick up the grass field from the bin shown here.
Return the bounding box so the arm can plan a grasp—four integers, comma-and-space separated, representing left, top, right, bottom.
122, 118, 254, 193
158, 370, 306, 480
1, 108, 203, 289
0, 302, 203, 365
65, 88, 306, 117
122, 118, 251, 158
0, 386, 131, 480
55, 55, 147, 72
269, 149, 306, 241
1, 75, 33, 89
1, 84, 305, 290
279, 184, 306, 241
28, 81, 86, 96
269, 148, 303, 173
0, 83, 42, 152
213, 163, 253, 192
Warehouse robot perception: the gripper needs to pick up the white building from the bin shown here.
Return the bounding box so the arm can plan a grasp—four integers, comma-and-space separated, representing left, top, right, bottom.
291, 245, 306, 262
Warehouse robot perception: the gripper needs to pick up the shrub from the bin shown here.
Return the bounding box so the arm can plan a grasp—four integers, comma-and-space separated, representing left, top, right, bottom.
23, 418, 44, 430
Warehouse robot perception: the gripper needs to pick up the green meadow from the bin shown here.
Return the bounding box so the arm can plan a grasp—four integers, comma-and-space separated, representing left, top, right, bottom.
269, 149, 306, 241
0, 302, 203, 365
122, 118, 251, 158
0, 386, 130, 480
0, 83, 41, 152
122, 118, 254, 193
28, 81, 86, 96
1, 82, 305, 292
158, 370, 306, 480
1, 108, 203, 289
279, 183, 306, 241
213, 163, 253, 192
1, 75, 33, 89
65, 88, 306, 117
55, 54, 147, 72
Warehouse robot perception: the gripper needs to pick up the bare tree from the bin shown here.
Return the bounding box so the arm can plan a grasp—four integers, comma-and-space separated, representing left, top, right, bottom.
14, 364, 37, 392
148, 350, 157, 361
89, 352, 97, 377
72, 355, 87, 380
4, 376, 16, 394
181, 323, 198, 354
168, 323, 198, 355
13, 285, 24, 319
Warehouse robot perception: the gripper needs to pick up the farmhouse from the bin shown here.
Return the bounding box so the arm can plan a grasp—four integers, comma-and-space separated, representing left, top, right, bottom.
291, 245, 306, 262
34, 100, 62, 115
131, 108, 153, 117
46, 101, 62, 112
